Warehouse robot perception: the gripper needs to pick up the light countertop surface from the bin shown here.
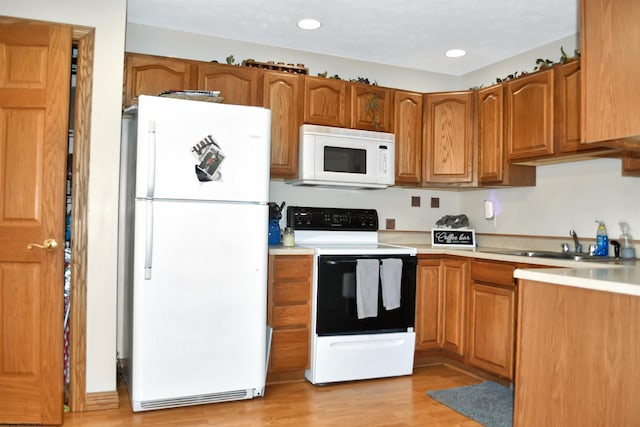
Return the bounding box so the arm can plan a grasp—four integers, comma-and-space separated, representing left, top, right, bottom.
269, 243, 640, 296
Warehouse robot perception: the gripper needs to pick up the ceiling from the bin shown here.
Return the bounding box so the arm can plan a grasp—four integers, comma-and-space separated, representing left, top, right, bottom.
126, 0, 578, 76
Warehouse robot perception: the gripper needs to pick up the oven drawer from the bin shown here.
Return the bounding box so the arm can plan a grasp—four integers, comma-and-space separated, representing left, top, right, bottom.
272, 304, 310, 327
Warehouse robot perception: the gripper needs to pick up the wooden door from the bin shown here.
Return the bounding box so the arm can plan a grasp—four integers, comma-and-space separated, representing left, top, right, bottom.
263, 71, 303, 178
423, 91, 475, 185
393, 90, 423, 185
581, 0, 640, 143
505, 69, 554, 160
122, 53, 196, 107
477, 84, 504, 183
554, 60, 582, 153
0, 21, 71, 425
349, 84, 393, 132
303, 76, 350, 127
197, 62, 260, 106
414, 259, 442, 350
441, 259, 467, 355
467, 283, 515, 379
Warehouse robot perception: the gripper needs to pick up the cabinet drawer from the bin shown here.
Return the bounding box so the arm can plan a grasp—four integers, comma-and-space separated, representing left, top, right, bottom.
471, 260, 515, 286
272, 281, 310, 304
271, 255, 313, 280
272, 304, 309, 328
269, 328, 310, 372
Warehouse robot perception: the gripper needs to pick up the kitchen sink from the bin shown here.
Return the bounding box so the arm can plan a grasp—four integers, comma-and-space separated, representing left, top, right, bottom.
484, 249, 621, 262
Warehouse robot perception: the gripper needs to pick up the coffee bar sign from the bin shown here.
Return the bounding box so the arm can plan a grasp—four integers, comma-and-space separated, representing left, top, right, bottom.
431, 228, 476, 248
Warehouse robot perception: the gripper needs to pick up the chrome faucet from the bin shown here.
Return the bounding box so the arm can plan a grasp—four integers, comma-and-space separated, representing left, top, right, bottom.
569, 229, 583, 253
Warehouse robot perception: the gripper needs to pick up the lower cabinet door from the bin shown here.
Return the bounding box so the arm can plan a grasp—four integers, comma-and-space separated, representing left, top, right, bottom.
269, 328, 310, 372
467, 282, 515, 379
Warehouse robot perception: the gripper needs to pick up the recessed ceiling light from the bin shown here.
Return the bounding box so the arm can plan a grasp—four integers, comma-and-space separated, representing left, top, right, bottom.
297, 18, 322, 30
445, 49, 467, 58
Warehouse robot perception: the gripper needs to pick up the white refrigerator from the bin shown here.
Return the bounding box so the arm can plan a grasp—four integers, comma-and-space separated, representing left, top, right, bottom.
118, 95, 272, 412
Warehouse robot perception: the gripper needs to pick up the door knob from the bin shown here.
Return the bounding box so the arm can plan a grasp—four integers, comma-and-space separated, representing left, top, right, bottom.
27, 238, 58, 250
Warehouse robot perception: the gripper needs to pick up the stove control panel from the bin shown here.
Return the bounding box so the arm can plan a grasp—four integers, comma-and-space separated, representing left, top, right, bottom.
287, 206, 378, 231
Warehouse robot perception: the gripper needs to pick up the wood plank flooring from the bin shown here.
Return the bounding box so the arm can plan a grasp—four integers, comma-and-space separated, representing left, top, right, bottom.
63, 365, 483, 426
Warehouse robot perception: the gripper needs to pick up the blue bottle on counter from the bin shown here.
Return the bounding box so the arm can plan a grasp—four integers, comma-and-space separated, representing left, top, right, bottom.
595, 220, 609, 256
268, 219, 281, 245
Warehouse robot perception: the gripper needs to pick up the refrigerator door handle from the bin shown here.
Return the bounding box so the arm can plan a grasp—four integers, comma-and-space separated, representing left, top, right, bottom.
144, 200, 153, 280
146, 120, 157, 198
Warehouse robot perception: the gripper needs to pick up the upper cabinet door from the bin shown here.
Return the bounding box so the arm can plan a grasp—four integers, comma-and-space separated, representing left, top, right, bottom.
349, 84, 393, 132
393, 90, 423, 185
554, 60, 582, 154
303, 76, 350, 127
263, 71, 303, 178
123, 53, 196, 107
505, 69, 554, 160
477, 84, 504, 184
197, 63, 261, 106
423, 91, 476, 185
581, 0, 640, 143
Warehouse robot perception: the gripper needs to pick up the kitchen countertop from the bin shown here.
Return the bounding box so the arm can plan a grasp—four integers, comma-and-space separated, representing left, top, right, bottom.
269, 242, 640, 296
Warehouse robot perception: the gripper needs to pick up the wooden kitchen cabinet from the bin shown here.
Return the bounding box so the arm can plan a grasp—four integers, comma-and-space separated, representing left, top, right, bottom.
393, 90, 423, 185
554, 60, 582, 154
622, 152, 640, 176
303, 76, 350, 128
262, 71, 303, 178
415, 257, 467, 357
467, 260, 516, 380
123, 53, 197, 107
514, 279, 640, 426
505, 69, 554, 161
267, 254, 312, 382
476, 84, 535, 186
349, 84, 394, 132
581, 0, 640, 144
423, 91, 476, 186
196, 62, 261, 106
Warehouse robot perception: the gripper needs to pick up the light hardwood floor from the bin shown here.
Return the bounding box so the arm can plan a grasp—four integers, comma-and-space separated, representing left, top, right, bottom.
63, 365, 483, 426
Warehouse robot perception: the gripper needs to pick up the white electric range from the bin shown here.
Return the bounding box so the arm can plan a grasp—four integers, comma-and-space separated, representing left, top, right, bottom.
287, 206, 417, 385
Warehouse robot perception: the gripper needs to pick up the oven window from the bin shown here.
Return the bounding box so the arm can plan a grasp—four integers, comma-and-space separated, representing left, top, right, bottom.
315, 255, 416, 336
323, 146, 366, 174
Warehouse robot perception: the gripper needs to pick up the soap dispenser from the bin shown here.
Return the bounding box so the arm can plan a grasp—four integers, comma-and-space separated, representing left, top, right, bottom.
619, 222, 636, 259
595, 220, 609, 256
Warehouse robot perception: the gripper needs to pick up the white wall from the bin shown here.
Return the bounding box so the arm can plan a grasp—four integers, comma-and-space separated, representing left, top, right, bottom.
462, 34, 579, 89
461, 159, 640, 241
0, 0, 127, 393
269, 182, 460, 232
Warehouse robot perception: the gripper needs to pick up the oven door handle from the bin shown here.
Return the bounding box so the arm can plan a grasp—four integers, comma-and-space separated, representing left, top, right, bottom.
324, 259, 385, 265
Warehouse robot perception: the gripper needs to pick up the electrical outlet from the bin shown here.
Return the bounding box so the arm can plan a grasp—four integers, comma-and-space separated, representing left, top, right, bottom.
386, 218, 396, 230
411, 196, 420, 207
430, 197, 440, 208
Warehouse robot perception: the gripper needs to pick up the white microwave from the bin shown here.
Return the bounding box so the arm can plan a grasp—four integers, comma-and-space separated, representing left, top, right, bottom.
286, 124, 395, 189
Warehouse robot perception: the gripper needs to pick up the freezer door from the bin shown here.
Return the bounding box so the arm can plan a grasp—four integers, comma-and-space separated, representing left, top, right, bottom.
130, 200, 268, 402
135, 95, 271, 203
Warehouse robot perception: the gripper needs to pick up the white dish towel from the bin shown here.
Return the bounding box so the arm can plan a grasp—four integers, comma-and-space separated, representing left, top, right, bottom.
380, 258, 403, 310
356, 259, 380, 319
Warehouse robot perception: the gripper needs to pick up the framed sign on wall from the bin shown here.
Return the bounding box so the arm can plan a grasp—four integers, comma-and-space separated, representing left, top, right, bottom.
431, 228, 476, 248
